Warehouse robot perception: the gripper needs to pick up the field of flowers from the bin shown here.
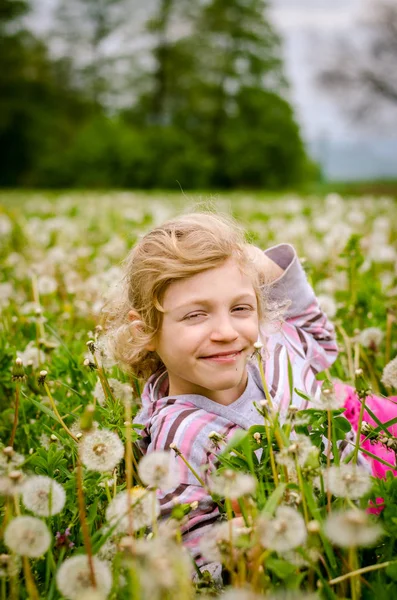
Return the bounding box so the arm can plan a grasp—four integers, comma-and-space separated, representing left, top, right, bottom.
0, 190, 397, 600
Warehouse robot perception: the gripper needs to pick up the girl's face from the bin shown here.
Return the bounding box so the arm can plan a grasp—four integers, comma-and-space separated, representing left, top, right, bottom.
149, 258, 259, 405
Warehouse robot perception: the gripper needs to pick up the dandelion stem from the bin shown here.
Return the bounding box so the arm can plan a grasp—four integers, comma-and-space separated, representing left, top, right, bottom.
295, 460, 309, 524
329, 559, 397, 585
348, 546, 359, 600
256, 352, 285, 451
353, 342, 360, 372
326, 410, 332, 512
8, 383, 20, 448
170, 445, 206, 487
225, 498, 236, 584
338, 326, 354, 382
124, 400, 135, 538
353, 394, 367, 465
76, 458, 96, 589
359, 347, 380, 394
104, 481, 112, 503
264, 422, 279, 487
22, 557, 40, 600
43, 382, 78, 442
385, 311, 395, 366
257, 355, 273, 410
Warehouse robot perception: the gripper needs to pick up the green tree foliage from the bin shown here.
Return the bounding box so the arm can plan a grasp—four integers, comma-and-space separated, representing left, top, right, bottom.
0, 0, 95, 186
0, 0, 311, 189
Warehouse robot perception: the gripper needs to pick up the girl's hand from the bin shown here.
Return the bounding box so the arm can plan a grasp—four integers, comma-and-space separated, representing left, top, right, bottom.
245, 245, 284, 284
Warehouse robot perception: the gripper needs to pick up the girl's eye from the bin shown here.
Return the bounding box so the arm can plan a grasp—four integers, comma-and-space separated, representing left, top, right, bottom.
233, 305, 253, 313
184, 313, 206, 321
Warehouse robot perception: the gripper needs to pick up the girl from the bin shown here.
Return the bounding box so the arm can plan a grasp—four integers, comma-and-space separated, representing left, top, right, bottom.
105, 211, 395, 573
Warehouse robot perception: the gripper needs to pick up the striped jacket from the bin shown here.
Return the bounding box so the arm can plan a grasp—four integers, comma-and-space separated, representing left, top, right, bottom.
134, 244, 339, 566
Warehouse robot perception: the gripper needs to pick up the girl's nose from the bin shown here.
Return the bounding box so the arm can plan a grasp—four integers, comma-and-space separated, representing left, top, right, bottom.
209, 316, 239, 342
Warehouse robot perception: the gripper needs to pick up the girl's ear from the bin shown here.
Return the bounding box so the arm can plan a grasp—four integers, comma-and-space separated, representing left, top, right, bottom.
128, 309, 141, 323
128, 310, 157, 352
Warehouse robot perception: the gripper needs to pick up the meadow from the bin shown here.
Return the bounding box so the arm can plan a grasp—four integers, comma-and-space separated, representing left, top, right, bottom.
0, 190, 397, 600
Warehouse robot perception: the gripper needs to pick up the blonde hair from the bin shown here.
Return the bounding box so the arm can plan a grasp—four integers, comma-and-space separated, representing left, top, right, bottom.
103, 212, 268, 380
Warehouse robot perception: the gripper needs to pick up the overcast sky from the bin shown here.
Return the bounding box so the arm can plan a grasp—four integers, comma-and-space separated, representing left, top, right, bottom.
269, 0, 364, 141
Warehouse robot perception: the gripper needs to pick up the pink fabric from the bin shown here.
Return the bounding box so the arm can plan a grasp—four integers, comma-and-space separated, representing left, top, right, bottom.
336, 382, 397, 479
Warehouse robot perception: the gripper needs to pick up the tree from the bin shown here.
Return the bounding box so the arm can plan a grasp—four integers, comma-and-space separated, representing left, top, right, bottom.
52, 0, 134, 105
0, 0, 95, 185
317, 0, 397, 125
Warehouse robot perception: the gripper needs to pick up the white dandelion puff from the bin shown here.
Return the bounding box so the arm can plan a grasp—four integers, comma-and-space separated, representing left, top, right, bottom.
324, 464, 372, 499
317, 294, 337, 318
324, 509, 383, 547
17, 341, 45, 369
4, 516, 51, 557
21, 475, 66, 517
130, 536, 192, 596
93, 378, 132, 407
56, 555, 112, 600
0, 471, 26, 496
0, 448, 25, 474
97, 537, 118, 563
381, 356, 397, 388
199, 519, 251, 563
358, 327, 383, 349
0, 554, 21, 578
208, 469, 257, 500
276, 435, 316, 469
312, 385, 345, 410
80, 429, 124, 473
258, 506, 307, 553
138, 451, 180, 491
37, 275, 58, 295
106, 487, 159, 533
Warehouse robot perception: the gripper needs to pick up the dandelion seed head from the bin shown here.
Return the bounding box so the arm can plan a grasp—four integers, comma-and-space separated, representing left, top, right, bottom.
209, 469, 257, 500
358, 327, 383, 349
56, 555, 112, 600
97, 537, 117, 562
325, 509, 383, 547
93, 378, 132, 407
258, 506, 307, 553
381, 356, 397, 388
0, 472, 25, 497
199, 520, 250, 563
17, 341, 45, 368
130, 537, 192, 595
106, 487, 159, 533
80, 429, 124, 473
277, 435, 315, 469
4, 516, 51, 557
0, 553, 21, 578
324, 464, 372, 499
22, 475, 66, 516
0, 448, 24, 474
138, 450, 180, 491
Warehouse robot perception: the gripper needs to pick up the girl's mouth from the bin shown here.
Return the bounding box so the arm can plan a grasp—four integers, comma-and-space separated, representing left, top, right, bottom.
200, 350, 242, 363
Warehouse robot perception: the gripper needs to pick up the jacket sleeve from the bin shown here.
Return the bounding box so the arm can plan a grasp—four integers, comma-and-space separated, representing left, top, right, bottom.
262, 243, 338, 373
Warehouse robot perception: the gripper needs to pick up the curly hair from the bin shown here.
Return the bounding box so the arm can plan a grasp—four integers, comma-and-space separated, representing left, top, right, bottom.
102, 212, 270, 380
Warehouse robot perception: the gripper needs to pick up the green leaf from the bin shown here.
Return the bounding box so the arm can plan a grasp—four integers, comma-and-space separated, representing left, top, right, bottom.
262, 483, 286, 515
266, 557, 296, 579
30, 397, 59, 423
386, 562, 397, 581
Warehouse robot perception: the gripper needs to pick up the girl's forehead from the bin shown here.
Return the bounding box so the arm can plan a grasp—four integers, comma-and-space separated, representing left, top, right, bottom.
162, 259, 256, 310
